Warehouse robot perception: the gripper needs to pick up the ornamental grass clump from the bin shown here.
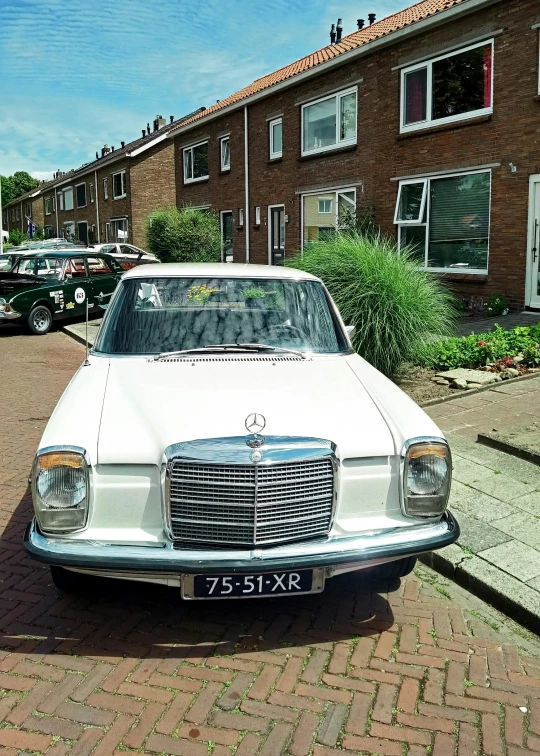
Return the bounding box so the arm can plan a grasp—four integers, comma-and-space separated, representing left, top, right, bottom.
286, 233, 457, 376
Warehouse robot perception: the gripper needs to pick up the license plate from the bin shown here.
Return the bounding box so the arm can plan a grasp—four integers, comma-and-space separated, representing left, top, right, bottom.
182, 569, 325, 599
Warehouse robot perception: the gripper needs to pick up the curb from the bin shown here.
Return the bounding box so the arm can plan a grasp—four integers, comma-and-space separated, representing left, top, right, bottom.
61, 325, 87, 347
477, 432, 540, 466
420, 546, 540, 635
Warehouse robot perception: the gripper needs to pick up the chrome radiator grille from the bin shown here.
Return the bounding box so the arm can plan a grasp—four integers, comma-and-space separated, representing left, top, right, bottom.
167, 457, 335, 546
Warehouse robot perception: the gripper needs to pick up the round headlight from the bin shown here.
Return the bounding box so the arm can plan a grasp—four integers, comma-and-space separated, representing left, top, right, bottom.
36, 465, 86, 509
402, 439, 452, 518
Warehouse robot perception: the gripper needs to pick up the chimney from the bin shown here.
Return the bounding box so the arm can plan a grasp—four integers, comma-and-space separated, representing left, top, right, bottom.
153, 118, 158, 132
121, 140, 125, 148
336, 18, 343, 43
156, 115, 166, 129
368, 12, 376, 24
170, 115, 174, 123
357, 18, 365, 29
147, 123, 150, 135
111, 146, 114, 152
95, 151, 99, 159
142, 129, 146, 138
101, 144, 110, 157
330, 23, 336, 44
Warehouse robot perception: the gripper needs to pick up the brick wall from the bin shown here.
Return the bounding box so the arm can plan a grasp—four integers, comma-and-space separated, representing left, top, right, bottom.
130, 141, 176, 248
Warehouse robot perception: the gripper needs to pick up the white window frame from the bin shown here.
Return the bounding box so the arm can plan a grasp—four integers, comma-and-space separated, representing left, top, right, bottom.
103, 178, 109, 200
269, 117, 282, 159
44, 197, 52, 215
75, 182, 87, 209
393, 178, 428, 225
112, 170, 126, 200
318, 198, 333, 214
300, 186, 357, 249
400, 40, 494, 134
220, 136, 230, 172
183, 141, 209, 184
57, 192, 64, 211
238, 208, 244, 227
255, 206, 261, 225
89, 183, 95, 203
394, 168, 491, 275
301, 87, 357, 157
62, 186, 73, 211
111, 216, 129, 241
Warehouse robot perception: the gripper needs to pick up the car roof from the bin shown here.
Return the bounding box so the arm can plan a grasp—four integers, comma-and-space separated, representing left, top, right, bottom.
122, 262, 320, 282
19, 250, 112, 259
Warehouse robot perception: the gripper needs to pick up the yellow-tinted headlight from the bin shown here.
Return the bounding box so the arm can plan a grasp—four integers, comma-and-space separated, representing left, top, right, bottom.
402, 439, 451, 517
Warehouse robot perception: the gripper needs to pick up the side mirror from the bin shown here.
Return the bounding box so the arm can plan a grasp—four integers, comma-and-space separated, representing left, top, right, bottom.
345, 325, 355, 338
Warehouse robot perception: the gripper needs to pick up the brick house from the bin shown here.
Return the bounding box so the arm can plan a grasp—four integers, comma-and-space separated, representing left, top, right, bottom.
168, 0, 540, 310
3, 184, 47, 238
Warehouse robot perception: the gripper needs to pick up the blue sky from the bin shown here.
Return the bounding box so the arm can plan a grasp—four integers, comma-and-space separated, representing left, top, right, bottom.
0, 0, 405, 180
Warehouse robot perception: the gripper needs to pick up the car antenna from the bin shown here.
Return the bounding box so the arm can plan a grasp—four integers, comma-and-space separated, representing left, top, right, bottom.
84, 298, 90, 366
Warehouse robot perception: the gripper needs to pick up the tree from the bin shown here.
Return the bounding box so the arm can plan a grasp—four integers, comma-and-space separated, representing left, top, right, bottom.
1, 171, 39, 205
146, 206, 221, 263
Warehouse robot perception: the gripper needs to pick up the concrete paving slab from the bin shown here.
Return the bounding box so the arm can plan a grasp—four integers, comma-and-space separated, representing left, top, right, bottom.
512, 491, 540, 517
452, 455, 500, 485
478, 539, 540, 581
468, 472, 537, 501
454, 513, 513, 554
490, 511, 540, 550
449, 487, 515, 523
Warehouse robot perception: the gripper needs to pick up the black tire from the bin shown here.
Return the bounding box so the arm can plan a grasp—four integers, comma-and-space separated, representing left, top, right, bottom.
370, 556, 417, 582
50, 565, 83, 592
27, 305, 53, 335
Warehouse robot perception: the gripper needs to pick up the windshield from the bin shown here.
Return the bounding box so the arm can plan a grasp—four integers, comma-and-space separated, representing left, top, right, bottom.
12, 257, 64, 279
94, 276, 348, 355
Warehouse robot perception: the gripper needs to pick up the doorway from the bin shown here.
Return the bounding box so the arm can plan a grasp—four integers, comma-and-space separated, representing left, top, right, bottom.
527, 176, 540, 309
220, 211, 233, 263
268, 205, 285, 265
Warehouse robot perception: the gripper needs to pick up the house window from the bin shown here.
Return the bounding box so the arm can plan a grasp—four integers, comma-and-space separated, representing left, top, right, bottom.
62, 187, 74, 211
301, 88, 357, 156
45, 197, 52, 215
401, 41, 493, 133
90, 184, 95, 203
238, 208, 244, 227
15, 208, 20, 221
103, 178, 109, 200
269, 118, 282, 159
25, 204, 31, 217
44, 225, 54, 239
302, 188, 356, 246
112, 171, 126, 199
255, 206, 261, 225
394, 170, 491, 273
57, 192, 64, 211
318, 198, 332, 214
183, 142, 209, 183
63, 221, 75, 240
111, 217, 128, 241
76, 183, 86, 208
220, 137, 230, 171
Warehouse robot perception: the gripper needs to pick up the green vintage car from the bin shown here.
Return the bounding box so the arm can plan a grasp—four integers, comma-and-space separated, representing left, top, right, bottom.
0, 250, 128, 335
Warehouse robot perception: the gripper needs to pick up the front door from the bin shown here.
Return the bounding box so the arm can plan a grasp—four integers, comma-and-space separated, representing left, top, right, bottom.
78, 222, 88, 245
269, 206, 285, 266
220, 211, 233, 263
527, 176, 540, 308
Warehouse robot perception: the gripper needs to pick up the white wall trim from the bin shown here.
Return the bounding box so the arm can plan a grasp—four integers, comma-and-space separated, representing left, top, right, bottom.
391, 28, 503, 70
390, 163, 500, 181
244, 106, 250, 262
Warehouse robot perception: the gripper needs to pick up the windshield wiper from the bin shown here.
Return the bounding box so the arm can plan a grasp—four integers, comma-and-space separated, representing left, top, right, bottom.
153, 343, 307, 361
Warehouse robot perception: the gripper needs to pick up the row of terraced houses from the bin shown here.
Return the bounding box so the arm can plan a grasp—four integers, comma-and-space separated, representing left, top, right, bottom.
4, 0, 540, 309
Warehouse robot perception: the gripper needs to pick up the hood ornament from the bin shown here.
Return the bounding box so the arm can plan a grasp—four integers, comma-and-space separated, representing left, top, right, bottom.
245, 412, 265, 452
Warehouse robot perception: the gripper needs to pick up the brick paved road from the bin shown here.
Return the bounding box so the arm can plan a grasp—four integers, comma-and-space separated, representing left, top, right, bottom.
2, 327, 540, 756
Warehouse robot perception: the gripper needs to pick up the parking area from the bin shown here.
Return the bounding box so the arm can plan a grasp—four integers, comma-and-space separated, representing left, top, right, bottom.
2, 326, 540, 756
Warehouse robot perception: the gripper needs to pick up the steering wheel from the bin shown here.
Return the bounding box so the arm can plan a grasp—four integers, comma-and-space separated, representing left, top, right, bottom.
267, 324, 307, 341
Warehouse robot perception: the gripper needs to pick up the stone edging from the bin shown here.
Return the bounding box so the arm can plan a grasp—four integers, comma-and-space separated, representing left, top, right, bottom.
420, 370, 540, 408
478, 432, 540, 466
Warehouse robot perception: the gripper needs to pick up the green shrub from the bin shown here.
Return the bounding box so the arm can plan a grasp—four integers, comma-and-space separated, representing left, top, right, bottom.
417, 324, 539, 370
286, 232, 457, 376
485, 294, 509, 316
8, 229, 29, 246
146, 206, 221, 263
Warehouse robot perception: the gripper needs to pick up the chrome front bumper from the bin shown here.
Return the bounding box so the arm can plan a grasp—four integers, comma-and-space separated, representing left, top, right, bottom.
0, 310, 21, 320
24, 513, 459, 575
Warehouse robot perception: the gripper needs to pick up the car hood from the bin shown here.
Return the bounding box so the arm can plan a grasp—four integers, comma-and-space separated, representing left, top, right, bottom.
0, 272, 46, 296
96, 355, 397, 464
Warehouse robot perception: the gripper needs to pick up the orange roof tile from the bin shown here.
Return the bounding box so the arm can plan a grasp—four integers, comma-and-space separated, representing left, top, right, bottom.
172, 0, 469, 132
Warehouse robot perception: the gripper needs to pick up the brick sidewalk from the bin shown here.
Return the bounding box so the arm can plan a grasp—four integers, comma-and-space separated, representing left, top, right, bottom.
2, 326, 540, 756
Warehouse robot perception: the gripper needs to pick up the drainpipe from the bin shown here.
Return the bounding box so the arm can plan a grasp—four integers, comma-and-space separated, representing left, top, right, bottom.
94, 169, 100, 243
244, 105, 250, 262
20, 202, 23, 232
55, 192, 59, 238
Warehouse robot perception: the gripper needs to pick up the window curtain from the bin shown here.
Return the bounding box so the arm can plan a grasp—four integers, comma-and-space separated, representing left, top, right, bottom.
406, 69, 427, 124
483, 46, 492, 108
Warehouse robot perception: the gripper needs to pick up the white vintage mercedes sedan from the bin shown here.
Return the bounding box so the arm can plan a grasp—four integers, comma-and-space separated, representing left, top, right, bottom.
24, 263, 458, 598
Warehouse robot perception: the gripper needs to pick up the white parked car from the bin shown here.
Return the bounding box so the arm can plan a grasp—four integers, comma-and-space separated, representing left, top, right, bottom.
25, 264, 458, 597
90, 243, 157, 263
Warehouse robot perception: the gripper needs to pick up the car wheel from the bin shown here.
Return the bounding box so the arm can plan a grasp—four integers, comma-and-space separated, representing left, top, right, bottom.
27, 305, 53, 335
369, 556, 417, 582
50, 566, 84, 592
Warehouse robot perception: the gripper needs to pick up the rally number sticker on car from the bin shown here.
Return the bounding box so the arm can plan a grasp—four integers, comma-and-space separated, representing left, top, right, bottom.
74, 288, 86, 304
49, 290, 64, 309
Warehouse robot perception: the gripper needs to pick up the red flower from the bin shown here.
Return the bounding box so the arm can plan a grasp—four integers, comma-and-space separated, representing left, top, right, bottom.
477, 340, 487, 347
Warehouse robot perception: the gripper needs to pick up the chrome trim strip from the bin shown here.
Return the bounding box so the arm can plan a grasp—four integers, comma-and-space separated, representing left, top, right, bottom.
400, 437, 452, 520
24, 512, 459, 574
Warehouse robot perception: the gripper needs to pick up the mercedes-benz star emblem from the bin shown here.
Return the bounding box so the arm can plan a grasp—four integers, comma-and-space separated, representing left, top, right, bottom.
245, 413, 266, 435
